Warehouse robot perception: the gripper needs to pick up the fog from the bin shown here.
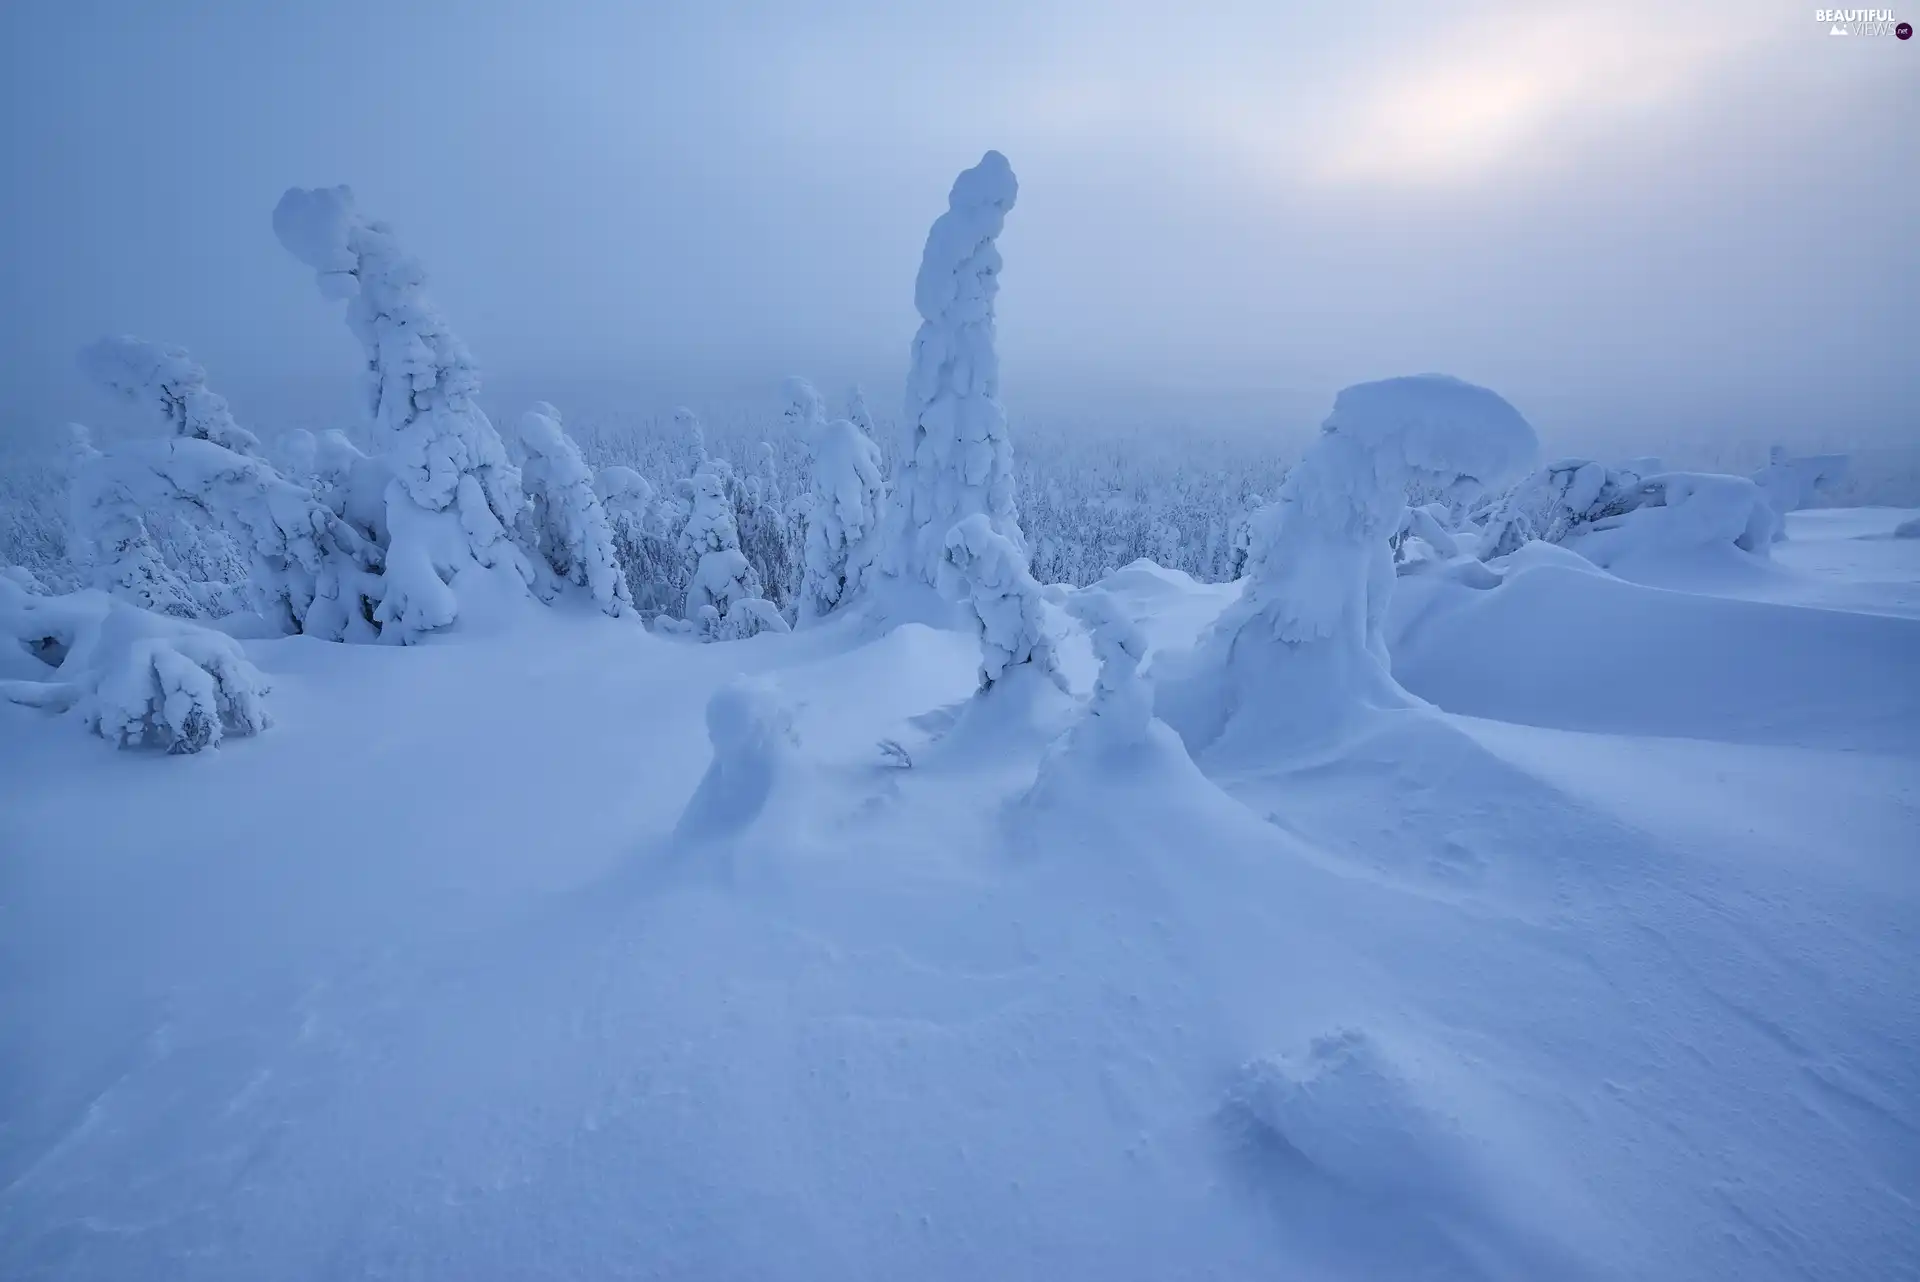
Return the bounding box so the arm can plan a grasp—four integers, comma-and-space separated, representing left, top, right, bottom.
2, 0, 1914, 448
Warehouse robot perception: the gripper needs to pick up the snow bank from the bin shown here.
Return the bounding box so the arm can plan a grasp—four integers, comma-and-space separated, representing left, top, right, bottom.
273, 185, 533, 642
1752, 447, 1849, 537
1566, 470, 1776, 573
1160, 375, 1537, 760
78, 335, 262, 456
671, 676, 803, 854
879, 151, 1024, 589
0, 576, 270, 752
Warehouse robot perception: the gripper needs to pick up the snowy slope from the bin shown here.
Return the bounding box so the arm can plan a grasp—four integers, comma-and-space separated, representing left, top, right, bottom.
2, 517, 1918, 1280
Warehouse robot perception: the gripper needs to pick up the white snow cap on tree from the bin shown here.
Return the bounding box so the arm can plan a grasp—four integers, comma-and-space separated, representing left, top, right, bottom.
1162, 375, 1538, 758
0, 576, 271, 753
939, 513, 1057, 689
272, 184, 532, 642
787, 377, 887, 625
78, 335, 262, 457
513, 403, 632, 617
882, 151, 1024, 586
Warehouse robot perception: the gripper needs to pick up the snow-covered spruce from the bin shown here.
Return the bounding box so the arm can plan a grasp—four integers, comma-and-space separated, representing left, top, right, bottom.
880, 151, 1024, 588
678, 470, 786, 640
0, 576, 270, 753
1477, 458, 1657, 561
272, 185, 532, 642
65, 426, 204, 619
511, 403, 632, 617
939, 514, 1059, 690
77, 335, 262, 457
787, 377, 887, 625
1227, 492, 1266, 579
1161, 375, 1538, 757
1568, 471, 1777, 568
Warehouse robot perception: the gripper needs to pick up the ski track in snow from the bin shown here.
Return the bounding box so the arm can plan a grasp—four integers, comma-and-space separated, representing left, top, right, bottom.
1, 514, 1917, 1279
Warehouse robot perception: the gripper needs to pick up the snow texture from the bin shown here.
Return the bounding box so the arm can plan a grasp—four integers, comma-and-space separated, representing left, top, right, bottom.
881, 151, 1024, 588
1162, 375, 1538, 759
78, 335, 263, 456
0, 576, 270, 752
939, 512, 1058, 689
273, 185, 533, 642
511, 403, 632, 617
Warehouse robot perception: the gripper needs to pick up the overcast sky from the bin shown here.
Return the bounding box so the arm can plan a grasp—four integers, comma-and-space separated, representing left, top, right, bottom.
1, 0, 1913, 445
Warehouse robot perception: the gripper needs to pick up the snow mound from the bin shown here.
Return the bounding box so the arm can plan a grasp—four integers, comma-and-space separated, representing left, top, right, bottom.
0, 577, 270, 752
671, 676, 803, 852
1393, 558, 1920, 753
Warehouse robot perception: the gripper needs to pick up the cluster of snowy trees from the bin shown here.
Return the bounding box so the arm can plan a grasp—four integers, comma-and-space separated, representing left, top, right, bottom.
0, 148, 1858, 755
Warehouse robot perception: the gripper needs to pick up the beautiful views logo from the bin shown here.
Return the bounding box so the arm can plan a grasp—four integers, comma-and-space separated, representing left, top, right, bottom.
1816, 8, 1907, 34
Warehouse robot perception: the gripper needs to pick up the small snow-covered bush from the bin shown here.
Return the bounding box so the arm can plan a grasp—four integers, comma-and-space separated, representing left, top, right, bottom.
939, 514, 1059, 690
512, 403, 632, 617
1064, 587, 1151, 743
1570, 471, 1776, 567
1476, 458, 1656, 561
1, 576, 270, 752
879, 151, 1025, 589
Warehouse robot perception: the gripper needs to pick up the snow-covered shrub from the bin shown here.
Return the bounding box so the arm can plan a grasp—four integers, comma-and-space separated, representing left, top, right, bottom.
879, 151, 1025, 588
1392, 503, 1461, 568
1477, 458, 1655, 561
1751, 447, 1849, 540
273, 184, 533, 642
1569, 471, 1776, 568
65, 427, 204, 619
787, 377, 887, 624
1, 576, 271, 753
511, 403, 632, 617
939, 514, 1059, 690
78, 335, 262, 457
1064, 587, 1150, 743
1161, 375, 1538, 757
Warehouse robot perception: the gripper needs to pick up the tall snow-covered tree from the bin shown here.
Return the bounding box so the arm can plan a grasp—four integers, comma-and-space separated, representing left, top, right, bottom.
511, 403, 632, 617
272, 185, 532, 642
880, 151, 1024, 588
679, 468, 785, 640
77, 335, 263, 457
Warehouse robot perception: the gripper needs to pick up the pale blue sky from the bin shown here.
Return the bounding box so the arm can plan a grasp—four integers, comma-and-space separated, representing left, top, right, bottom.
1, 0, 1913, 443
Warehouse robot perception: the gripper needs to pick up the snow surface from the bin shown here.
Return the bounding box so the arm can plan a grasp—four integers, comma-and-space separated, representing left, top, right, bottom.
1, 511, 1917, 1280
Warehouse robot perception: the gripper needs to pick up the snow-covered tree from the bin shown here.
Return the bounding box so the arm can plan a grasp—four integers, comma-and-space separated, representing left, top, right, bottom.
1161, 375, 1539, 757
786, 377, 887, 625
1751, 446, 1849, 540
1227, 493, 1265, 579
272, 185, 532, 642
939, 514, 1059, 690
511, 403, 632, 617
0, 574, 271, 753
678, 469, 785, 640
1477, 458, 1655, 560
880, 151, 1024, 588
77, 335, 262, 457
65, 425, 203, 619
1065, 587, 1150, 743
596, 464, 686, 615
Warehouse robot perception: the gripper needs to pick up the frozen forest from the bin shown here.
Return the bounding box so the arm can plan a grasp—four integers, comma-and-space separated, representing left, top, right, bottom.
2, 32, 1917, 1277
